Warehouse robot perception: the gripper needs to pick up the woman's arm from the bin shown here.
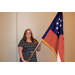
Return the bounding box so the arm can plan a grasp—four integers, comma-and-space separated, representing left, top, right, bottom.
18, 47, 27, 62
37, 41, 42, 51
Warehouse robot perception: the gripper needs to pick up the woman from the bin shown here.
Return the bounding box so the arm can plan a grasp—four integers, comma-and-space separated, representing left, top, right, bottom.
18, 29, 42, 62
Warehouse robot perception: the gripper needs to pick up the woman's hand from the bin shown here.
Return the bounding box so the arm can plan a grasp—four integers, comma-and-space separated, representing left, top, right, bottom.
23, 60, 28, 62
38, 41, 42, 46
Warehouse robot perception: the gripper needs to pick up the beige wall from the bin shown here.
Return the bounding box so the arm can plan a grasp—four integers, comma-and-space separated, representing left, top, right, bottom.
0, 12, 17, 62
63, 12, 75, 62
0, 12, 75, 62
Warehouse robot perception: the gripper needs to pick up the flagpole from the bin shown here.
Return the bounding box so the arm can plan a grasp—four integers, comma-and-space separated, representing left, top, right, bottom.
28, 40, 41, 62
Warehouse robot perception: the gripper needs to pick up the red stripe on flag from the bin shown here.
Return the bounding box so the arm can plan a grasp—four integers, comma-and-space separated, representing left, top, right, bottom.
44, 30, 59, 55
58, 34, 64, 62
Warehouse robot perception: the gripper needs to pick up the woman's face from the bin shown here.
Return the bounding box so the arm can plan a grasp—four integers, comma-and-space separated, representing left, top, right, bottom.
26, 30, 31, 39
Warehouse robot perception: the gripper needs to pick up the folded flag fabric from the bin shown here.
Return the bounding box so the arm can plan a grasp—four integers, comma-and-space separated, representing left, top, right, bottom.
41, 12, 64, 62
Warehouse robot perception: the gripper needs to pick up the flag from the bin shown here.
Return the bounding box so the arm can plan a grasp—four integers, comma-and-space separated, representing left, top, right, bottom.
41, 12, 64, 62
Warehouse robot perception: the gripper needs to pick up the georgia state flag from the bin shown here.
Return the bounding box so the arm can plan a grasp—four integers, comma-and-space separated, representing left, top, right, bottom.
41, 12, 64, 62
